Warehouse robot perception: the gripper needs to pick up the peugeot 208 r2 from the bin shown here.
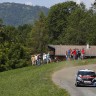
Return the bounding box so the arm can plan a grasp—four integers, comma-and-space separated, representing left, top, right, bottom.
75, 69, 96, 87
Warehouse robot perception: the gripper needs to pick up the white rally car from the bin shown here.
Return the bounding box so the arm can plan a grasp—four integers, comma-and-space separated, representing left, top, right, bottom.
75, 69, 96, 87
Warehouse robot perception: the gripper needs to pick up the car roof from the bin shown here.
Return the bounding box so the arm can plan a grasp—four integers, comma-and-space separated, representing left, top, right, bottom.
78, 69, 94, 72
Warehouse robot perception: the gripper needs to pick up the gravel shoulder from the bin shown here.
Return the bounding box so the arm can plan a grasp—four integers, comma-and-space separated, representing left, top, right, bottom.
52, 64, 96, 96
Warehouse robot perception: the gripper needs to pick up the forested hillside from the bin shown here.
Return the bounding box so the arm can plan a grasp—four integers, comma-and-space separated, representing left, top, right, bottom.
0, 2, 49, 26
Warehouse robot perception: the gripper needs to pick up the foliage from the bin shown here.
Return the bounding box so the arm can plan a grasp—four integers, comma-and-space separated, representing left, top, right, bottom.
47, 1, 78, 43
59, 7, 89, 45
28, 12, 49, 54
47, 1, 96, 45
0, 22, 31, 71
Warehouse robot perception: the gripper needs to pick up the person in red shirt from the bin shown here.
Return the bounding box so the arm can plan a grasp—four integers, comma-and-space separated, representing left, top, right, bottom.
81, 48, 85, 59
72, 49, 77, 60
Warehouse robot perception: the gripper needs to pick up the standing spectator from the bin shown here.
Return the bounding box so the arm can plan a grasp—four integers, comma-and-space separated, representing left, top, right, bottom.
31, 55, 35, 65
37, 54, 41, 65
72, 49, 77, 60
43, 53, 47, 64
65, 51, 68, 60
35, 54, 38, 65
81, 48, 85, 59
70, 49, 73, 59
77, 49, 81, 60
67, 49, 71, 60
46, 53, 51, 64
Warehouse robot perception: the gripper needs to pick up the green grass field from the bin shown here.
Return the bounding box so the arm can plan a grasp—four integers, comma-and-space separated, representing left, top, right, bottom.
0, 59, 96, 96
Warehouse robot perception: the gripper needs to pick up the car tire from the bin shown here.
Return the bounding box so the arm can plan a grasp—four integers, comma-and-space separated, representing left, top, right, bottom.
75, 82, 79, 87
93, 82, 96, 87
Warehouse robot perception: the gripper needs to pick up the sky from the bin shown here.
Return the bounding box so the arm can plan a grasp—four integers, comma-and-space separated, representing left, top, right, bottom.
0, 0, 95, 8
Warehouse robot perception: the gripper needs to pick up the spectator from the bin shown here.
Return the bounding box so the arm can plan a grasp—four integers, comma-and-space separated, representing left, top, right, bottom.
77, 49, 81, 60
67, 49, 71, 60
72, 49, 77, 60
81, 48, 85, 59
35, 54, 38, 65
65, 51, 68, 60
46, 53, 51, 64
37, 54, 41, 65
31, 55, 35, 65
43, 53, 47, 64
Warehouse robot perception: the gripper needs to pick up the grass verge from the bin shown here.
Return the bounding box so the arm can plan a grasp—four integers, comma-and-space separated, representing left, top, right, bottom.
0, 59, 96, 96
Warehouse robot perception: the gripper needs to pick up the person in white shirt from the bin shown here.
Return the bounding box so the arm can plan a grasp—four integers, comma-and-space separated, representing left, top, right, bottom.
43, 53, 47, 64
35, 54, 38, 65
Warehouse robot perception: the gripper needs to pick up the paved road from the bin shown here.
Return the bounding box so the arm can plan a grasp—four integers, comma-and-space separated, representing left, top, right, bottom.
52, 64, 96, 96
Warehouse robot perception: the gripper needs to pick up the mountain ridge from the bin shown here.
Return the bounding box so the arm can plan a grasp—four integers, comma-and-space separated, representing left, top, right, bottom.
0, 2, 49, 26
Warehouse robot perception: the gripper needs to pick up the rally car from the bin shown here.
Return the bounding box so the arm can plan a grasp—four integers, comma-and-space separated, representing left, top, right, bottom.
75, 69, 96, 87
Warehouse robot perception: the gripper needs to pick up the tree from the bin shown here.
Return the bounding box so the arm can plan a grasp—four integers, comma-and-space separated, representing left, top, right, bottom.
3, 26, 16, 42
47, 1, 78, 44
59, 5, 91, 45
85, 14, 96, 44
17, 24, 32, 45
0, 21, 31, 72
28, 12, 49, 54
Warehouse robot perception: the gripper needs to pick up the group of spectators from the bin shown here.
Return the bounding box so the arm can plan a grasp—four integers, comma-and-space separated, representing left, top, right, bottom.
31, 48, 85, 65
65, 48, 85, 60
31, 53, 51, 66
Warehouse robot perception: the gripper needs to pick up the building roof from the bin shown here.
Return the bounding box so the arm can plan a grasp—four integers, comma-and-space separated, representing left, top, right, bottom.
48, 45, 96, 56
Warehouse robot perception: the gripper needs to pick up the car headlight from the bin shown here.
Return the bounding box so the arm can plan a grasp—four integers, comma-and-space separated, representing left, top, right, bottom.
77, 76, 82, 81
93, 78, 96, 80
77, 76, 81, 80
94, 78, 96, 80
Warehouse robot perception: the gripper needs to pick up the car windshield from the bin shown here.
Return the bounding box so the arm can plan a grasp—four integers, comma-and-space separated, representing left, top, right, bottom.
78, 71, 95, 76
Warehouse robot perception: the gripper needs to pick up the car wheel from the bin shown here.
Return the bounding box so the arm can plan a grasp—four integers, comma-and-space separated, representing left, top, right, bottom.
75, 82, 79, 87
93, 82, 96, 87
